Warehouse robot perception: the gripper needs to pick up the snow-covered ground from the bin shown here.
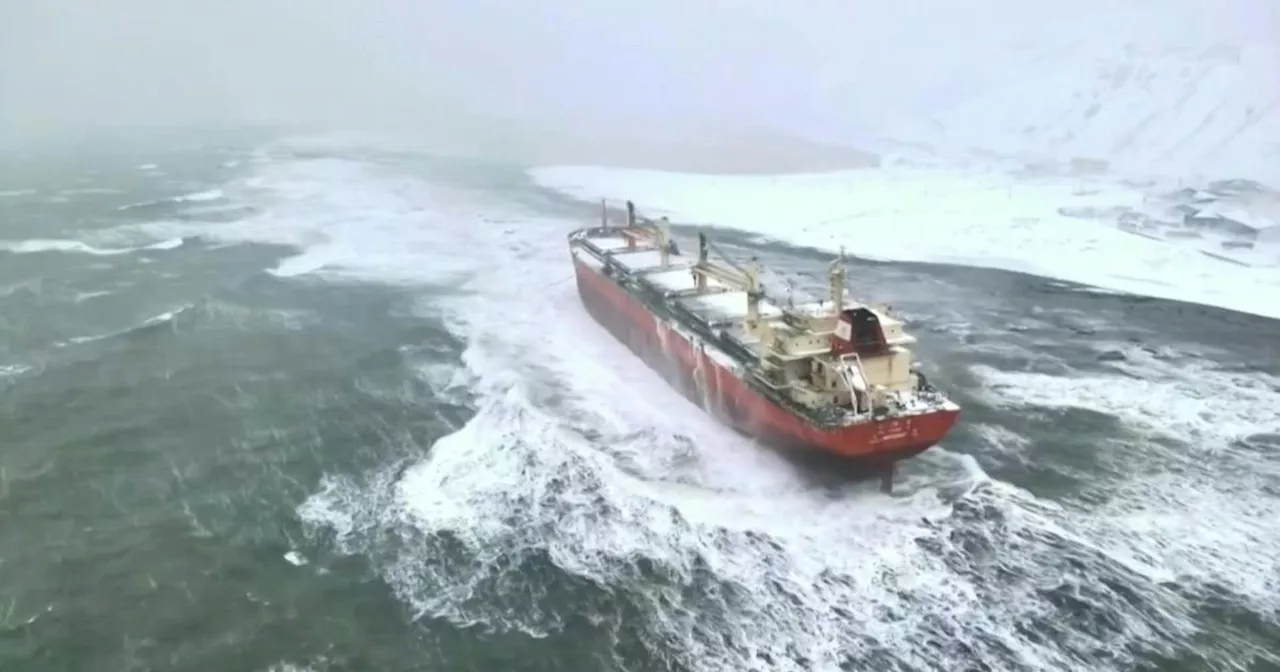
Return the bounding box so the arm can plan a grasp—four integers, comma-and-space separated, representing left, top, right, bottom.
529, 162, 1280, 321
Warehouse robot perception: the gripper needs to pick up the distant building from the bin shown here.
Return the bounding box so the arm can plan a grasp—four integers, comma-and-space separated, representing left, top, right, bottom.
1206, 178, 1272, 196
1184, 204, 1269, 237
1169, 187, 1217, 204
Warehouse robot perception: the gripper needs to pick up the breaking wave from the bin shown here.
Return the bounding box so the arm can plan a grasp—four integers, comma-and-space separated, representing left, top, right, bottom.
56, 304, 195, 347
117, 188, 226, 212
0, 237, 184, 256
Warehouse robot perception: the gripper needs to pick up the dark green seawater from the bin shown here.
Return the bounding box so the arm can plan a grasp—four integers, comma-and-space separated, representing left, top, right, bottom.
0, 132, 1277, 672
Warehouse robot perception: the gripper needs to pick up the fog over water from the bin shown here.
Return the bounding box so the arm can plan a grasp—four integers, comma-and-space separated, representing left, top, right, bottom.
4, 0, 1276, 170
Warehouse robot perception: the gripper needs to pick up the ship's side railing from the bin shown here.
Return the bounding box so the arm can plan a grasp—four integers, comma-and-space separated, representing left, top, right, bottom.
568, 226, 614, 242
583, 200, 878, 345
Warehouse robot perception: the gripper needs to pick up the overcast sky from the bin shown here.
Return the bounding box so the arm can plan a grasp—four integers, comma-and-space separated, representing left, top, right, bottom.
1, 0, 1275, 148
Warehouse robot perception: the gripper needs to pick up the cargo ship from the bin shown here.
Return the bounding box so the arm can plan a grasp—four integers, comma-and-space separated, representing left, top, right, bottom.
569, 201, 960, 492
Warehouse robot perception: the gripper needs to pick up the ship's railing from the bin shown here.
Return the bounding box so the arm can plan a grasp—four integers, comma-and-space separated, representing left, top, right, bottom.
837, 352, 872, 416
568, 226, 613, 244
579, 202, 864, 335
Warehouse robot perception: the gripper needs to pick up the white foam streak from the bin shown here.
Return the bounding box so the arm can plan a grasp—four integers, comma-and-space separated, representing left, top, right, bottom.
58, 305, 191, 347
529, 164, 1280, 321
0, 237, 183, 256
117, 188, 225, 211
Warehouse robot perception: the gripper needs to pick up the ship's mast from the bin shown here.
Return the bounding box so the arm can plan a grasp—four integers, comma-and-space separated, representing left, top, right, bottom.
658, 217, 672, 268
828, 247, 846, 316
695, 233, 709, 292
745, 258, 762, 329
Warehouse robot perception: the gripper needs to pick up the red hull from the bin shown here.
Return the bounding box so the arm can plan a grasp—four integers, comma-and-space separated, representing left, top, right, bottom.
572, 257, 959, 470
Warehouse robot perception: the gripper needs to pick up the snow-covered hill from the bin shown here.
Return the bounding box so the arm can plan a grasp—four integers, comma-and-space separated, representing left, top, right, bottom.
884, 5, 1280, 185
903, 43, 1279, 183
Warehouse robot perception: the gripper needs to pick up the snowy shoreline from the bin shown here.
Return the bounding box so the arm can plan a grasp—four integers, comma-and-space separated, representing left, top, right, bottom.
529, 162, 1280, 322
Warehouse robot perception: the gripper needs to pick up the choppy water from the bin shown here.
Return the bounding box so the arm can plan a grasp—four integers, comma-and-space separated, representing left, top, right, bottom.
0, 133, 1277, 672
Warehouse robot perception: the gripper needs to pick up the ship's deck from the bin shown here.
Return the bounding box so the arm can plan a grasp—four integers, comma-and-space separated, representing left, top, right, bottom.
572, 230, 817, 353
570, 226, 961, 425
